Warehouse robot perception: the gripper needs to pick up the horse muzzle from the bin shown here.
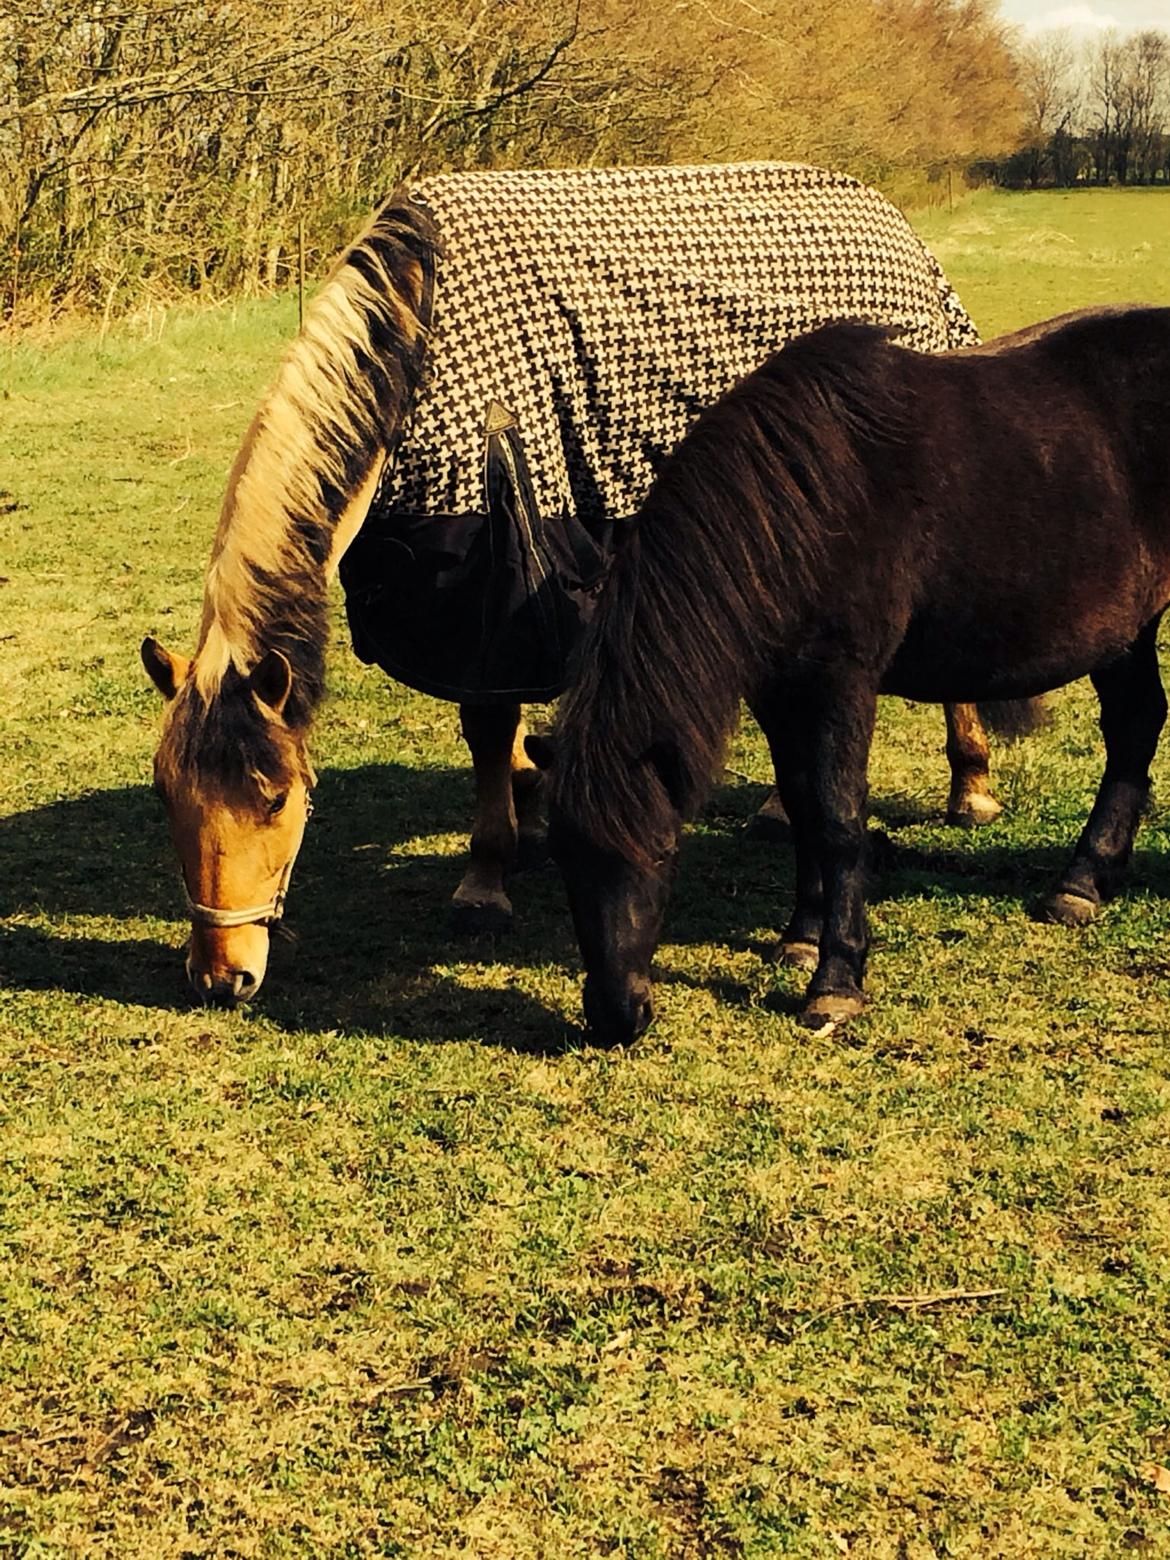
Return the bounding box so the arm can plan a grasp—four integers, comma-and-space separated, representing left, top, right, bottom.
582, 973, 654, 1047
186, 924, 269, 1006
177, 817, 307, 1006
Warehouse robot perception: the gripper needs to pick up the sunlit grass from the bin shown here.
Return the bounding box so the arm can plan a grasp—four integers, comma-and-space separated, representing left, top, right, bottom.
914, 185, 1170, 337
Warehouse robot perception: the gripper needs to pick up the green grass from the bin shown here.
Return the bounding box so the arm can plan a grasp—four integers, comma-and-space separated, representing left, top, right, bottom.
3, 189, 1170, 1556
914, 185, 1170, 338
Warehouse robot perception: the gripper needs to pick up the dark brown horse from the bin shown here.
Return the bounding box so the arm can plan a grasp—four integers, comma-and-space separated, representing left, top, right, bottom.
548, 307, 1170, 1043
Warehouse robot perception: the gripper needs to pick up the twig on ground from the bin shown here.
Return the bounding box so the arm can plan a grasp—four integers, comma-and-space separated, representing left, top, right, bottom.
377, 1377, 443, 1398
722, 765, 769, 785
800, 1287, 1010, 1330
835, 1286, 1008, 1314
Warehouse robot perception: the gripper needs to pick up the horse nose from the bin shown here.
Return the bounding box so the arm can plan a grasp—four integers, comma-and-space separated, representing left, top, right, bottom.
583, 976, 654, 1046
187, 962, 259, 1006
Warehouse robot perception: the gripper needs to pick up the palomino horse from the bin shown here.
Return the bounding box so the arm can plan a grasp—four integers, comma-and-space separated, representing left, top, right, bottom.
548, 308, 1170, 1043
143, 163, 1013, 1004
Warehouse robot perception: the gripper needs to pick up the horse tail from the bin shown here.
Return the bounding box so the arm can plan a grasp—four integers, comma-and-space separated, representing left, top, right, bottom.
976, 697, 1049, 741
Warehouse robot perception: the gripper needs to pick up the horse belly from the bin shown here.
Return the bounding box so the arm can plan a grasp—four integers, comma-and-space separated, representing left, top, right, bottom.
882, 588, 1157, 704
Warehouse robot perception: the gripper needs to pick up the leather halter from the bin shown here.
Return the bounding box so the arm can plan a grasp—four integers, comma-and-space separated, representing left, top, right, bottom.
183, 797, 313, 929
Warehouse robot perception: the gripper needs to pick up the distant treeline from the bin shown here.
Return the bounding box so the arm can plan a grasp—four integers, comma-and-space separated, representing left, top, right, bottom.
0, 2, 1158, 320
0, 0, 1023, 318
989, 27, 1170, 188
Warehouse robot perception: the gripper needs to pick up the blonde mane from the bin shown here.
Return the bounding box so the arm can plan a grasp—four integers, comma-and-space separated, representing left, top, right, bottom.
191, 197, 435, 703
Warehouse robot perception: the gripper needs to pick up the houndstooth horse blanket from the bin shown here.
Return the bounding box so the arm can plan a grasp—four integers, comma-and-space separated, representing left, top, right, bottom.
341, 162, 980, 703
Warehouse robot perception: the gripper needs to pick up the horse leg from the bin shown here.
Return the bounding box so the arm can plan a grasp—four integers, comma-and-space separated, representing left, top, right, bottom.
944, 702, 1003, 826
452, 702, 522, 932
798, 675, 879, 1034
1043, 616, 1166, 927
755, 701, 999, 839
511, 714, 548, 869
756, 707, 821, 969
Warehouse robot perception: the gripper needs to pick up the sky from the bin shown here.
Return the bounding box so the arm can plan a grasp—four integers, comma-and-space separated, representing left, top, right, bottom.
997, 0, 1170, 36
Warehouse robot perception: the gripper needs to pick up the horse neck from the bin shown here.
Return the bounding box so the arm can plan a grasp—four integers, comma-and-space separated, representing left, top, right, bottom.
190, 198, 431, 705
192, 411, 384, 709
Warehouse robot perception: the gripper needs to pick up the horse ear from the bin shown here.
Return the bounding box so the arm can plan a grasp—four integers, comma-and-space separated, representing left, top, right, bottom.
141, 637, 190, 700
524, 733, 557, 770
646, 739, 687, 814
248, 649, 293, 716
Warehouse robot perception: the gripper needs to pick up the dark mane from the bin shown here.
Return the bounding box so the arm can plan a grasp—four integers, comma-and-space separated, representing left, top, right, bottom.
160, 670, 304, 792
552, 322, 913, 865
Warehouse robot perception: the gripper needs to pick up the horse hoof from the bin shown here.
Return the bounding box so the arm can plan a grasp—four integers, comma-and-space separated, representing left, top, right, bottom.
945, 793, 1003, 828
450, 891, 513, 935
774, 938, 819, 971
1040, 889, 1099, 928
796, 993, 863, 1037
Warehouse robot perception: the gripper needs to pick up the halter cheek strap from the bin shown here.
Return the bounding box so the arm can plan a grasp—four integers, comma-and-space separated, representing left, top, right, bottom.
183, 799, 313, 930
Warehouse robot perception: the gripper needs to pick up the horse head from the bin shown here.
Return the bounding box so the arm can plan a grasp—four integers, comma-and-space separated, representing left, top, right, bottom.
546, 784, 678, 1046
548, 807, 675, 1045
142, 636, 314, 1005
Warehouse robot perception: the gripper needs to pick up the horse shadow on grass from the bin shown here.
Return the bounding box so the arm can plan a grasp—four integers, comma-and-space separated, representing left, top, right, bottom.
0, 761, 574, 1051
640, 781, 1170, 1013
3, 768, 1169, 1042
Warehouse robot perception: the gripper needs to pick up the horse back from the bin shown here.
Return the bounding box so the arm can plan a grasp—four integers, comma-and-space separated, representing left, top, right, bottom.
882, 307, 1170, 699
687, 307, 1170, 699
925, 307, 1170, 551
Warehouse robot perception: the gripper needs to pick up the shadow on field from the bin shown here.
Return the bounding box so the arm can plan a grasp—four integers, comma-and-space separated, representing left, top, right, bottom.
3, 767, 1170, 1036
0, 762, 477, 923
0, 924, 188, 1007
0, 760, 573, 1050
660, 781, 1170, 950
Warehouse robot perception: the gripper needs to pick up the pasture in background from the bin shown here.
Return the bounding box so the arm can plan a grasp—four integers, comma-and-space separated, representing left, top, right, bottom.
2, 188, 1170, 1554
915, 186, 1170, 336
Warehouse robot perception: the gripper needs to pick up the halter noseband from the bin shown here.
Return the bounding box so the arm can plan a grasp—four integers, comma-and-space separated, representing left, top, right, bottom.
183, 797, 313, 930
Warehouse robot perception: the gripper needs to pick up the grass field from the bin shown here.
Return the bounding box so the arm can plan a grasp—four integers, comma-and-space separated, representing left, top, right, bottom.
2, 187, 1170, 1556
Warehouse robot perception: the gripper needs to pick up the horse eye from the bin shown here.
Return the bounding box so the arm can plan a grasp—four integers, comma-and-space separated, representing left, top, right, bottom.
268, 793, 287, 818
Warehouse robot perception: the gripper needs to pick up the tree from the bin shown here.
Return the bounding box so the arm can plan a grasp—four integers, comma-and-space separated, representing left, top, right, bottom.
0, 0, 1035, 320
1125, 30, 1169, 183
1017, 29, 1080, 185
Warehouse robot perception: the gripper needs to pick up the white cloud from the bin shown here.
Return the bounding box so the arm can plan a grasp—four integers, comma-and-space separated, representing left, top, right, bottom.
1026, 5, 1119, 32
1000, 0, 1170, 30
